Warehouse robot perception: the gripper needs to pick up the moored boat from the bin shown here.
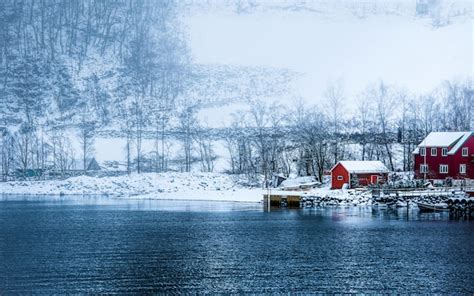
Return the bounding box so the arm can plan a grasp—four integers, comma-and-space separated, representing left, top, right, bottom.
416, 202, 449, 212
372, 196, 396, 208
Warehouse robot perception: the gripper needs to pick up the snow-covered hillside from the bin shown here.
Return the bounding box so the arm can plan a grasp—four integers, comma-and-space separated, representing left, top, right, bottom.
182, 0, 472, 22
185, 0, 472, 115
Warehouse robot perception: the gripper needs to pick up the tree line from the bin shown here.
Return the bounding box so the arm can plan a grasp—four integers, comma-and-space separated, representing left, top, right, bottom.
5, 77, 471, 182
222, 79, 472, 183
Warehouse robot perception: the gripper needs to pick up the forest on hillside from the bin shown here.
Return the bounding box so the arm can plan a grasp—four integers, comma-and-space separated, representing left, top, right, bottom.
0, 0, 472, 182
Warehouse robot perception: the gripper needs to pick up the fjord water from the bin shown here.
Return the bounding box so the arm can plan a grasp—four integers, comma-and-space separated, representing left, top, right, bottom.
0, 196, 472, 294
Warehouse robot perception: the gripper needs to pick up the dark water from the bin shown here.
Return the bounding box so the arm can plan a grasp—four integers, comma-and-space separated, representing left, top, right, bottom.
0, 196, 473, 294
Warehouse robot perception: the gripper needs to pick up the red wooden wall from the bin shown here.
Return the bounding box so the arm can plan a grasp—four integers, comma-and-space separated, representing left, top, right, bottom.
331, 163, 349, 189
414, 135, 474, 180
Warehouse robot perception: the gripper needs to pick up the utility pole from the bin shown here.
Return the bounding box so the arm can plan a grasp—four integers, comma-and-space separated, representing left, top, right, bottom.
423, 135, 427, 181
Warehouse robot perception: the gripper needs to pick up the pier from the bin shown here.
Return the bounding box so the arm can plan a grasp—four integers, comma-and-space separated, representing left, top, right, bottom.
263, 191, 305, 208
263, 186, 474, 217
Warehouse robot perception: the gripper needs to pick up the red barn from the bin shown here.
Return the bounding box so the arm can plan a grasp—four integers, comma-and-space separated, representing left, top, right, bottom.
413, 131, 474, 181
330, 161, 390, 189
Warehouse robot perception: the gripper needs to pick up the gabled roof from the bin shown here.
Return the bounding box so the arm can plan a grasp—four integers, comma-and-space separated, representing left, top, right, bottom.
413, 131, 472, 154
72, 157, 101, 170
331, 161, 390, 174
448, 132, 473, 155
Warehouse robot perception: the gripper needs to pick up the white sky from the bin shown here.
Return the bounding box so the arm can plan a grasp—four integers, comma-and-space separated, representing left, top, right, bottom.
185, 10, 472, 107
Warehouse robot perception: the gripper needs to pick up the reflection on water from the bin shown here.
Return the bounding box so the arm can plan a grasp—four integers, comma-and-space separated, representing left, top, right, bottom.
0, 196, 473, 294
0, 195, 262, 212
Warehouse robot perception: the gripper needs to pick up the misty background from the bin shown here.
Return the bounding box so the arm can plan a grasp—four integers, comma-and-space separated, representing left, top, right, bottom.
0, 0, 472, 182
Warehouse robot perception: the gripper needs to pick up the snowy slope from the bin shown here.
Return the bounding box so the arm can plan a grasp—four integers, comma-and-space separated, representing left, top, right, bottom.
0, 172, 263, 202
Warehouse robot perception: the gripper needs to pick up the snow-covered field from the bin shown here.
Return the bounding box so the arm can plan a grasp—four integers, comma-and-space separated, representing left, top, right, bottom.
0, 173, 375, 205
0, 173, 264, 202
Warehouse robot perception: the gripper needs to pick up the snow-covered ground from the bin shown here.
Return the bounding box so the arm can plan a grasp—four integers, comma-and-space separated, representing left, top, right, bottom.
0, 172, 375, 205
0, 173, 264, 202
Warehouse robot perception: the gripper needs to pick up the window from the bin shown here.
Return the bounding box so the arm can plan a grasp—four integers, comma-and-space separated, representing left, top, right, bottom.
439, 165, 448, 174
337, 176, 343, 180
420, 164, 428, 173
420, 147, 426, 156
442, 147, 448, 156
431, 147, 437, 156
460, 164, 466, 174
462, 147, 468, 157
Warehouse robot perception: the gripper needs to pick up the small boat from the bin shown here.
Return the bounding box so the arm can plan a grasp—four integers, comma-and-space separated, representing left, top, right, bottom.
280, 182, 320, 191
279, 177, 321, 191
372, 200, 396, 208
279, 184, 300, 191
299, 182, 321, 190
416, 202, 449, 212
372, 197, 396, 208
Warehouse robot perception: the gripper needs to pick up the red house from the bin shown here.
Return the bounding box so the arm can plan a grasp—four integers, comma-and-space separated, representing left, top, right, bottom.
413, 131, 474, 181
330, 161, 390, 189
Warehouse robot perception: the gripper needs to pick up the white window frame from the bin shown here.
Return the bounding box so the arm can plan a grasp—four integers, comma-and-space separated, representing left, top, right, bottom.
337, 176, 343, 180
460, 164, 466, 174
420, 147, 426, 156
442, 147, 448, 157
431, 147, 437, 156
462, 147, 468, 157
439, 164, 448, 174
420, 164, 428, 173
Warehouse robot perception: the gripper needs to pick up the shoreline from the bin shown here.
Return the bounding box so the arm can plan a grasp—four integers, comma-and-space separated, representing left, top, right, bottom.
0, 172, 391, 206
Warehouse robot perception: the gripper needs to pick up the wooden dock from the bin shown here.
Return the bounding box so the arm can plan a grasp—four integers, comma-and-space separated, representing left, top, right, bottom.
263, 191, 305, 208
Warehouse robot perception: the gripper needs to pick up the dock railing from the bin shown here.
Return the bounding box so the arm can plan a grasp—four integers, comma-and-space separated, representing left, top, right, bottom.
372, 186, 474, 199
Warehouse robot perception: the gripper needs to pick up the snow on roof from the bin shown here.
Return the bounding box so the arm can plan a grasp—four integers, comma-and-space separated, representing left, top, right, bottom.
413, 131, 472, 154
332, 161, 390, 174
417, 132, 468, 148
448, 131, 473, 155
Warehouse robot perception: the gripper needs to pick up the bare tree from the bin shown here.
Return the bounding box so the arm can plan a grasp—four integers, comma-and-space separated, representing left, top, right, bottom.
439, 80, 472, 131
177, 98, 199, 172
365, 81, 398, 171
224, 112, 255, 178
78, 111, 96, 174
51, 128, 75, 178
132, 96, 147, 174
324, 80, 345, 165
1, 129, 14, 181
118, 105, 134, 175
356, 96, 374, 161
195, 124, 216, 173
291, 102, 330, 182
16, 123, 36, 178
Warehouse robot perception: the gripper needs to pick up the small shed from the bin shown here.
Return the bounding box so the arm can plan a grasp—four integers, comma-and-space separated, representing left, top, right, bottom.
87, 157, 101, 171
330, 161, 390, 189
